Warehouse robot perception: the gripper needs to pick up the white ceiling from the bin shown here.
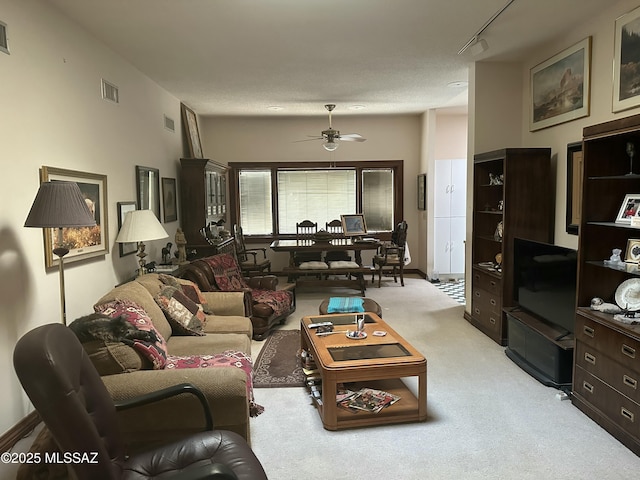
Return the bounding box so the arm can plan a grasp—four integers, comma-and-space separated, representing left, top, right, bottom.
48, 0, 610, 117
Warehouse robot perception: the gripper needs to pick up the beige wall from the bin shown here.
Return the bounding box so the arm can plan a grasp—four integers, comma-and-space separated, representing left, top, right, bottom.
0, 0, 184, 433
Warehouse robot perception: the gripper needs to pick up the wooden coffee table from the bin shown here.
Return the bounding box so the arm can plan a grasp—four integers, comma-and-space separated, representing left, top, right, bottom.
301, 312, 427, 430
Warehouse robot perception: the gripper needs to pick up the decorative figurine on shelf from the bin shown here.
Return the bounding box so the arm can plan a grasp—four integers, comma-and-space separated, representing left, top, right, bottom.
604, 248, 625, 268
494, 221, 503, 241
175, 228, 188, 264
626, 142, 635, 176
489, 173, 504, 185
161, 242, 173, 265
498, 200, 504, 211
590, 297, 622, 314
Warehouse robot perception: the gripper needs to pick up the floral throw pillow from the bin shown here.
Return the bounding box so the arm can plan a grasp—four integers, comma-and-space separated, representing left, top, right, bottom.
155, 286, 206, 336
94, 299, 168, 369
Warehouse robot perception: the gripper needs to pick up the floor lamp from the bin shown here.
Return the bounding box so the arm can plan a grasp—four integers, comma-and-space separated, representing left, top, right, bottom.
24, 181, 97, 325
115, 210, 168, 276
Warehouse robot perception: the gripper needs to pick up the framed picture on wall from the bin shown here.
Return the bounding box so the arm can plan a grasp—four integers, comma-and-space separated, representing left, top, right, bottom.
530, 37, 591, 131
417, 173, 426, 210
613, 6, 640, 112
40, 166, 109, 268
136, 165, 161, 219
181, 103, 204, 158
117, 201, 137, 257
162, 177, 178, 223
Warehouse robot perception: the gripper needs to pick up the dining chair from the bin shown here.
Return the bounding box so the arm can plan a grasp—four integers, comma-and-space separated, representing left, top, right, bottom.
294, 220, 322, 265
372, 220, 408, 287
324, 219, 351, 263
233, 224, 271, 276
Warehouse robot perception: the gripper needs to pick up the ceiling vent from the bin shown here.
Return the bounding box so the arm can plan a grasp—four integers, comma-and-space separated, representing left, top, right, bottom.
101, 79, 119, 104
0, 21, 9, 55
164, 115, 175, 132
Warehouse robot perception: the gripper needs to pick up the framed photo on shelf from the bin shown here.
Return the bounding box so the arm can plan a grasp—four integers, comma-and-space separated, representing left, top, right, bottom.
340, 214, 367, 236
529, 37, 591, 131
117, 201, 137, 257
417, 173, 426, 210
616, 194, 640, 224
161, 177, 178, 223
625, 239, 640, 263
613, 6, 640, 112
40, 166, 109, 268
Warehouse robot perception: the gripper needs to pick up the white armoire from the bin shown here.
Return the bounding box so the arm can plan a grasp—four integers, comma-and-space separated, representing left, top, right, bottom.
433, 158, 466, 278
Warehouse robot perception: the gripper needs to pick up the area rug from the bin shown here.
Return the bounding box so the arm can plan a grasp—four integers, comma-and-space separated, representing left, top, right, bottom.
253, 330, 306, 388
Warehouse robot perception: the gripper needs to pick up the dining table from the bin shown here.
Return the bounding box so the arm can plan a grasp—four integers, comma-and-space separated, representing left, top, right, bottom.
269, 238, 380, 267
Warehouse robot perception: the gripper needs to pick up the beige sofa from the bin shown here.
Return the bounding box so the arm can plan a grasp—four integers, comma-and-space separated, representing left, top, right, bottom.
92, 273, 256, 451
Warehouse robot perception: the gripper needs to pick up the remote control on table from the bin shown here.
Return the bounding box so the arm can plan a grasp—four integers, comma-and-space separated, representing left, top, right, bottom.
308, 321, 333, 329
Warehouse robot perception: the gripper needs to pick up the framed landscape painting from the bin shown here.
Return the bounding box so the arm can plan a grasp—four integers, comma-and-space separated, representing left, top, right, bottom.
40, 166, 109, 268
181, 103, 204, 158
530, 37, 591, 131
613, 6, 640, 112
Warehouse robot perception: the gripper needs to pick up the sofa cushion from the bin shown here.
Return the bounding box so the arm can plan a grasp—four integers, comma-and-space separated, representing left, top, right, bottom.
95, 299, 168, 369
155, 286, 206, 336
159, 274, 215, 315
81, 339, 143, 375
95, 280, 173, 342
165, 350, 263, 417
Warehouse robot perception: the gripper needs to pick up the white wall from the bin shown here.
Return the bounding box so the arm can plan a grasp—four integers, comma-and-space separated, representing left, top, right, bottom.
0, 0, 184, 434
199, 114, 424, 272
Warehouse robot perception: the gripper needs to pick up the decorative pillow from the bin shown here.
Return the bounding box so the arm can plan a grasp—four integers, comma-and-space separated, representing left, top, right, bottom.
94, 299, 168, 369
165, 350, 264, 417
299, 261, 329, 269
159, 274, 215, 315
327, 297, 365, 313
156, 286, 206, 336
203, 253, 249, 291
329, 260, 360, 269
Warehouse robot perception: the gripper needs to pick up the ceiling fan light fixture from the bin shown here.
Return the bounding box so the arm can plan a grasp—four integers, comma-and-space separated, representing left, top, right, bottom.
323, 140, 339, 152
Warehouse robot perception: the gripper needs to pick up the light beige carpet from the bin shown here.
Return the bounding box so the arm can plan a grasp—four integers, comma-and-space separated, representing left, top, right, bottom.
249, 276, 640, 480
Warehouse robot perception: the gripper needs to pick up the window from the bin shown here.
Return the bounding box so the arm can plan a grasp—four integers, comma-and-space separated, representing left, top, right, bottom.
230, 160, 403, 237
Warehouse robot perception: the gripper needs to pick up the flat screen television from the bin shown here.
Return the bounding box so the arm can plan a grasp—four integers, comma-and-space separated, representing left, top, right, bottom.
513, 237, 578, 335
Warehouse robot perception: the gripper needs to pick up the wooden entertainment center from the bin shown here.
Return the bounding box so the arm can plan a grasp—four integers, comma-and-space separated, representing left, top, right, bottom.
572, 113, 640, 456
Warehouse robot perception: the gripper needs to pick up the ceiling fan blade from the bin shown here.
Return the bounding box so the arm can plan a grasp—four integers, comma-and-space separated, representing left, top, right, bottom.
339, 133, 366, 142
293, 137, 323, 143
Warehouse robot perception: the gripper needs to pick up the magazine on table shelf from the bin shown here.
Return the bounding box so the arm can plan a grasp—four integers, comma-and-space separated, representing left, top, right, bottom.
337, 387, 400, 413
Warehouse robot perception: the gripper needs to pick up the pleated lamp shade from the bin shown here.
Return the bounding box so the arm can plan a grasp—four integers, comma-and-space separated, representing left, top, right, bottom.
115, 210, 168, 243
24, 181, 96, 228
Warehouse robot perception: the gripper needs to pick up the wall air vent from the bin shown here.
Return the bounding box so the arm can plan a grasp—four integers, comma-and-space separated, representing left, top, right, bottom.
164, 115, 175, 132
101, 79, 119, 103
0, 21, 9, 55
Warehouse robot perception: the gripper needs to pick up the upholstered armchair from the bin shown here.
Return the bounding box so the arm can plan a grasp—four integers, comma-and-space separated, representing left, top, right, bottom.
181, 253, 295, 340
372, 220, 408, 287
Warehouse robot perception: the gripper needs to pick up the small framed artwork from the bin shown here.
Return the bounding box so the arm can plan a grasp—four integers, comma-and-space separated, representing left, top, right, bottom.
566, 141, 583, 235
117, 201, 137, 257
613, 6, 640, 112
136, 165, 161, 219
616, 194, 640, 224
417, 173, 426, 210
162, 177, 178, 223
530, 37, 591, 131
626, 239, 640, 263
40, 166, 109, 268
340, 214, 367, 237
181, 103, 204, 158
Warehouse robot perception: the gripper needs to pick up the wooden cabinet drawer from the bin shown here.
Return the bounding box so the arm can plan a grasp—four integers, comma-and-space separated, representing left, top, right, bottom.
576, 341, 640, 404
576, 313, 640, 372
473, 269, 501, 296
574, 365, 640, 438
472, 288, 502, 334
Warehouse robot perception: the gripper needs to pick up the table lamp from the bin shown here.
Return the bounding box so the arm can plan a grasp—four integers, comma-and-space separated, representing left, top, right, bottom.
115, 209, 169, 276
24, 181, 97, 325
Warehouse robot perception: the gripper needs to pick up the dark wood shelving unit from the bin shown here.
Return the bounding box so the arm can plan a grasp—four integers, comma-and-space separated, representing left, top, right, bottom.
572, 113, 640, 456
466, 148, 553, 345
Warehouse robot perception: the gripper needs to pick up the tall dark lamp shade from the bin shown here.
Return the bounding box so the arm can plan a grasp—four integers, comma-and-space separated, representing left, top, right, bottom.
24, 181, 97, 325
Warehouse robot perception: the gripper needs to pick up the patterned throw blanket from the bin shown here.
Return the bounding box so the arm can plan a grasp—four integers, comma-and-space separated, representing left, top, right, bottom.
204, 254, 292, 318
327, 297, 365, 313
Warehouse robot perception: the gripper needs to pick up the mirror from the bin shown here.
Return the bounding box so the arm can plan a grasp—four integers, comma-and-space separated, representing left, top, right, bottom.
136, 165, 161, 219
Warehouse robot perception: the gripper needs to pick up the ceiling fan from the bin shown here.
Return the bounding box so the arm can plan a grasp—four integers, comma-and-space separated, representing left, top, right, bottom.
298, 104, 367, 151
